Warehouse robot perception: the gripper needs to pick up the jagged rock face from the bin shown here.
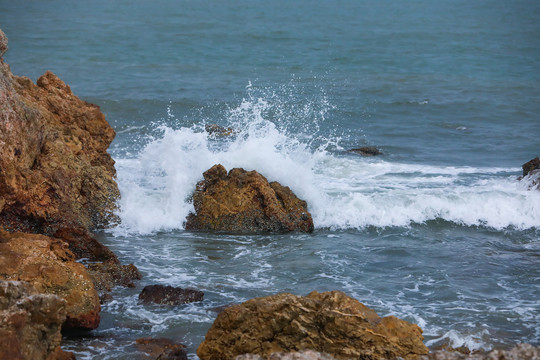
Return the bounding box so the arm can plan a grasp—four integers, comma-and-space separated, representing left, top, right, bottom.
0, 32, 119, 234
519, 157, 540, 190
185, 165, 314, 233
0, 280, 71, 360
197, 290, 429, 360
0, 230, 101, 330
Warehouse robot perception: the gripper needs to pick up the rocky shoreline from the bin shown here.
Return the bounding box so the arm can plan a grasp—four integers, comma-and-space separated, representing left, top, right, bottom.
0, 28, 538, 360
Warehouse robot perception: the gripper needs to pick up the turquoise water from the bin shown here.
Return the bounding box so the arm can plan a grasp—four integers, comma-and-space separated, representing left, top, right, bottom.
1, 0, 539, 358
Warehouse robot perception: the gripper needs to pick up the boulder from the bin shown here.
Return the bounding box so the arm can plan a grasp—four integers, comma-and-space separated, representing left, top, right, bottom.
0, 230, 100, 330
205, 123, 235, 137
522, 157, 540, 176
0, 280, 74, 360
185, 165, 314, 233
197, 290, 429, 360
0, 32, 119, 235
138, 285, 204, 306
348, 146, 382, 157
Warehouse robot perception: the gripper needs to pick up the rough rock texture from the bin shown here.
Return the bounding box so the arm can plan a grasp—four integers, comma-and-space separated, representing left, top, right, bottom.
0, 29, 7, 58
138, 285, 204, 305
522, 157, 539, 176
519, 157, 540, 190
197, 290, 428, 360
205, 123, 235, 137
0, 230, 100, 330
185, 165, 314, 233
420, 344, 538, 360
236, 350, 337, 360
87, 259, 142, 293
135, 337, 188, 360
348, 146, 382, 157
0, 280, 74, 360
0, 32, 119, 235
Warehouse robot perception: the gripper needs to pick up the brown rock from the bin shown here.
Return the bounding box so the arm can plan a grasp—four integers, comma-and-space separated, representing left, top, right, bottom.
522, 157, 540, 177
197, 290, 429, 360
236, 350, 337, 360
0, 230, 100, 330
0, 33, 119, 235
0, 29, 7, 58
0, 280, 72, 360
135, 337, 188, 360
87, 259, 142, 298
348, 146, 383, 157
138, 285, 204, 305
185, 165, 314, 233
205, 123, 235, 137
420, 343, 538, 360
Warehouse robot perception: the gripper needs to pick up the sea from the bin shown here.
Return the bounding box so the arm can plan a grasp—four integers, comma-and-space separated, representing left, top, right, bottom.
1, 0, 539, 359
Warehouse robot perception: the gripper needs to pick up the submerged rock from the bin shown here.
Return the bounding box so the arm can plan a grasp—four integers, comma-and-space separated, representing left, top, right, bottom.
185, 165, 314, 233
348, 146, 383, 157
0, 32, 119, 234
0, 230, 101, 330
135, 337, 188, 360
138, 285, 204, 306
197, 290, 428, 360
0, 280, 74, 360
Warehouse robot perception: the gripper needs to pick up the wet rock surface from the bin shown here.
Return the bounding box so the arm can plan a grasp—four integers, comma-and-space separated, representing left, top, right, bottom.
236, 350, 337, 360
185, 165, 314, 233
0, 280, 74, 360
138, 285, 204, 306
197, 290, 428, 360
348, 146, 383, 157
135, 337, 188, 360
519, 157, 540, 190
0, 230, 101, 330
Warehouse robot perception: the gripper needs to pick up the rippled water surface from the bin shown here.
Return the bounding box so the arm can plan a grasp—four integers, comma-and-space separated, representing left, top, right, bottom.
1, 0, 539, 358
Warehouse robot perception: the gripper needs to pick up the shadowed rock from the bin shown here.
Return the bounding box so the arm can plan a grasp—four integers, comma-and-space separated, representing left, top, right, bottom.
519, 157, 540, 190
420, 343, 538, 360
348, 146, 383, 156
185, 165, 314, 233
197, 290, 428, 360
138, 285, 204, 306
0, 281, 75, 360
135, 337, 188, 360
522, 157, 539, 176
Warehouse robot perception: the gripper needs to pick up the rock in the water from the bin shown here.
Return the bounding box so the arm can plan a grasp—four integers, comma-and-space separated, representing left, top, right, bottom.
197, 290, 429, 360
205, 123, 235, 137
138, 285, 204, 305
420, 343, 539, 360
0, 280, 74, 360
348, 146, 383, 156
236, 350, 337, 360
519, 157, 540, 190
0, 35, 119, 234
0, 230, 101, 330
522, 157, 540, 176
185, 165, 314, 233
135, 337, 188, 360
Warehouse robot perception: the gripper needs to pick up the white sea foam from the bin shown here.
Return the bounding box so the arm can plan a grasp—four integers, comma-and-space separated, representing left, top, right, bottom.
113, 97, 540, 235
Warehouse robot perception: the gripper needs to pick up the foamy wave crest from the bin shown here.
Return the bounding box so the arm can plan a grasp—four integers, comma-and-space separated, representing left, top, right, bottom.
113, 93, 540, 235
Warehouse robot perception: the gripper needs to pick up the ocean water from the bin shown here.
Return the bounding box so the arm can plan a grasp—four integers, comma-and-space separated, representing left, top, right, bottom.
1, 0, 539, 359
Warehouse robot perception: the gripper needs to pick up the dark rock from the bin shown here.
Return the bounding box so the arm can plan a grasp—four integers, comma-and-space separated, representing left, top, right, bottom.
0, 280, 73, 360
522, 157, 540, 176
205, 124, 235, 137
87, 259, 142, 294
138, 285, 204, 306
185, 165, 314, 233
348, 146, 383, 156
135, 337, 188, 360
197, 290, 428, 360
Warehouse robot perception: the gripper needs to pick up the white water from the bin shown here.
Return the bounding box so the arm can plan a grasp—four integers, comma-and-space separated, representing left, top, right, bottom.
113, 98, 540, 235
